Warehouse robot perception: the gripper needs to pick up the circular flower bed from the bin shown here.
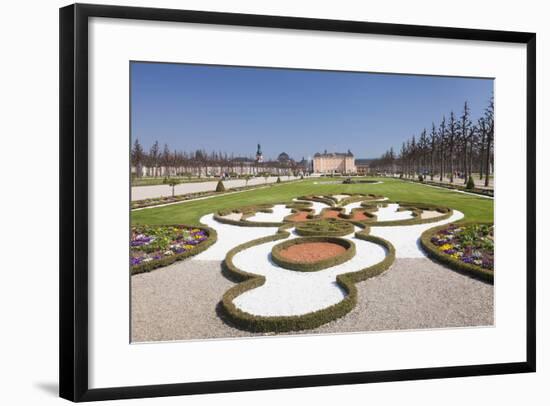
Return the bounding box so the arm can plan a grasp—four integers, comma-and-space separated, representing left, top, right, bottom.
420, 222, 494, 283
271, 237, 356, 272
131, 225, 215, 275
295, 219, 354, 236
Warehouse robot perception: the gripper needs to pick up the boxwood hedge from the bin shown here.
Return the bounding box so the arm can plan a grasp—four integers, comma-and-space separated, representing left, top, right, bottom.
294, 219, 354, 236
218, 226, 395, 332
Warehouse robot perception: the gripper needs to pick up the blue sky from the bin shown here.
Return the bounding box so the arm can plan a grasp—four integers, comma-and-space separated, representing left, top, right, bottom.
131, 62, 493, 160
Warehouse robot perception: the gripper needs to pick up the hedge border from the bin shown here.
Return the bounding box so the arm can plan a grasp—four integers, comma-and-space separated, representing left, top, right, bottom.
130, 225, 218, 275
419, 222, 494, 284
338, 207, 378, 222
361, 201, 453, 227
296, 195, 336, 207
214, 203, 285, 227
337, 193, 386, 207
218, 225, 395, 332
212, 197, 453, 228
271, 237, 356, 272
294, 219, 355, 237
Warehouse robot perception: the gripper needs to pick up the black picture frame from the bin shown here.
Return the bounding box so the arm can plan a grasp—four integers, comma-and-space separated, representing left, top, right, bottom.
59, 3, 536, 402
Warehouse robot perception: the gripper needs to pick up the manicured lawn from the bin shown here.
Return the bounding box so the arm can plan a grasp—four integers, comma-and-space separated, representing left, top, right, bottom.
131, 177, 494, 226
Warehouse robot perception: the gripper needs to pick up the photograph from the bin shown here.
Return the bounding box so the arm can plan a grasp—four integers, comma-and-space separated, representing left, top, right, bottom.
129, 62, 495, 342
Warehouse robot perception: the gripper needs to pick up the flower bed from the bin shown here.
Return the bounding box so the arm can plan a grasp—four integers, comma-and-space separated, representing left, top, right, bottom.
271, 237, 356, 272
130, 225, 216, 275
420, 222, 494, 283
295, 219, 354, 236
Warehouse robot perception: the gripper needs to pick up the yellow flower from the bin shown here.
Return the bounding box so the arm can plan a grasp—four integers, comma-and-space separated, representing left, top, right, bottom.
439, 243, 452, 251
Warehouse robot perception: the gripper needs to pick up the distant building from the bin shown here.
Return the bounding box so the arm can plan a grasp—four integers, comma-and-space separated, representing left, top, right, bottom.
255, 144, 264, 163
313, 150, 356, 174
277, 152, 290, 163
295, 157, 312, 175
355, 158, 372, 175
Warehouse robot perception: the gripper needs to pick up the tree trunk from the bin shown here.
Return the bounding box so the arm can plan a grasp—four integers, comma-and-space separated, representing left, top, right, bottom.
484, 133, 492, 187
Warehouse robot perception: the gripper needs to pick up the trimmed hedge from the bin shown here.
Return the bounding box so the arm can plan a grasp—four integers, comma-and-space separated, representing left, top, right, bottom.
218, 226, 395, 332
214, 204, 285, 227
297, 195, 336, 207
338, 193, 385, 206
271, 237, 356, 271
361, 201, 453, 227
295, 219, 354, 237
131, 226, 217, 275
419, 222, 494, 284
338, 208, 377, 221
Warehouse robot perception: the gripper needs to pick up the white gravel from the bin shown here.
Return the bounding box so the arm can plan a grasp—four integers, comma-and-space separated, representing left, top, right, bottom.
293, 198, 329, 214
341, 201, 363, 214
332, 194, 350, 201
371, 203, 414, 221
195, 214, 278, 261
220, 212, 242, 221
370, 210, 464, 258
232, 230, 387, 316
246, 205, 293, 223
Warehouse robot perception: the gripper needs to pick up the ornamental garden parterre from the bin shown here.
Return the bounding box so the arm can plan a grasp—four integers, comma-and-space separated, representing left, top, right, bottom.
130, 187, 494, 334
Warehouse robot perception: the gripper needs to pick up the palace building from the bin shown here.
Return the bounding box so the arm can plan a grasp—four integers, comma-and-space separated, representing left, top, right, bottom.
313, 150, 356, 174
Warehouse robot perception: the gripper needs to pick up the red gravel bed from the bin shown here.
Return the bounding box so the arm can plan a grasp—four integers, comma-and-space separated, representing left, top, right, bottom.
322, 209, 341, 219
288, 211, 310, 222
278, 242, 346, 263
351, 211, 370, 221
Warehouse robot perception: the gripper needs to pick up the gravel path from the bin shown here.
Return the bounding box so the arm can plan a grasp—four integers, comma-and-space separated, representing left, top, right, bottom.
131, 257, 493, 342
131, 260, 251, 342
311, 258, 493, 334
131, 176, 300, 201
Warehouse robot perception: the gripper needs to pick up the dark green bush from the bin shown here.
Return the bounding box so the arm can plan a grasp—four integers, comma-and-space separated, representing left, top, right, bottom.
216, 180, 225, 192
276, 177, 281, 183
466, 175, 475, 190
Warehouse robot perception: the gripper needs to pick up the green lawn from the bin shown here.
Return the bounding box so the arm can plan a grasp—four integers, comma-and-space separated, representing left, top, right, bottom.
131, 177, 494, 226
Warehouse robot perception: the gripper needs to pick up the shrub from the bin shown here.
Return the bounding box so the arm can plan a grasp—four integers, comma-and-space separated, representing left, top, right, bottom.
276, 177, 281, 183
219, 227, 395, 332
295, 219, 354, 237
466, 175, 475, 190
216, 180, 225, 192
418, 174, 424, 182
